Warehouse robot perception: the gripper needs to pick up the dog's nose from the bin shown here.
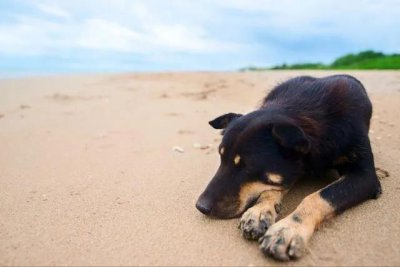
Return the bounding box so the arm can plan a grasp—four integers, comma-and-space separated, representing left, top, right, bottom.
196, 196, 212, 215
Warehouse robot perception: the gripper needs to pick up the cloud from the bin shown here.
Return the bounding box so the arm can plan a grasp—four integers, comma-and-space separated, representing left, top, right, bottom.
0, 0, 399, 72
0, 0, 243, 57
35, 3, 72, 19
0, 15, 63, 55
0, 4, 239, 60
75, 19, 144, 52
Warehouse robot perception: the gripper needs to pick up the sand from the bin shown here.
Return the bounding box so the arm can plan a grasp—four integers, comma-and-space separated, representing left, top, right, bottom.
0, 71, 399, 266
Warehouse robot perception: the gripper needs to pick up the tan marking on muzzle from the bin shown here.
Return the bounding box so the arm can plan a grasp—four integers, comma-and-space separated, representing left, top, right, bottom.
234, 155, 241, 165
267, 172, 283, 184
219, 147, 225, 155
238, 181, 283, 212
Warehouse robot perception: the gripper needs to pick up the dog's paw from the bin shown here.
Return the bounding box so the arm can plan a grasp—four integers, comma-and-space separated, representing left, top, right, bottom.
259, 218, 307, 261
239, 203, 281, 240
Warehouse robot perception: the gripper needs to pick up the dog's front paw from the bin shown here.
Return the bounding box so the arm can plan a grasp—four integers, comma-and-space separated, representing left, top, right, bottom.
259, 217, 308, 261
239, 203, 281, 240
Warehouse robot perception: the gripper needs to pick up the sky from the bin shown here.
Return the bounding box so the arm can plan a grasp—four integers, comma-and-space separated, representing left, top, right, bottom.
0, 0, 399, 75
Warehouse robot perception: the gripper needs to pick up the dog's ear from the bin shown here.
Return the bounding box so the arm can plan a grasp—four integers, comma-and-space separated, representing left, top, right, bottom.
272, 123, 311, 154
209, 113, 242, 129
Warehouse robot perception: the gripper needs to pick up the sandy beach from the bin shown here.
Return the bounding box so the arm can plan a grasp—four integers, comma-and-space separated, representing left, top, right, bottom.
0, 71, 399, 266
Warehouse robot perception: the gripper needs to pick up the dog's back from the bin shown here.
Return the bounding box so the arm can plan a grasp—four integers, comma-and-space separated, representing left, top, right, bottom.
261, 75, 373, 172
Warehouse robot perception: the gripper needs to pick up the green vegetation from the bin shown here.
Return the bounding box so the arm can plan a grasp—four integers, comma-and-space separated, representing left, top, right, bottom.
240, 50, 400, 71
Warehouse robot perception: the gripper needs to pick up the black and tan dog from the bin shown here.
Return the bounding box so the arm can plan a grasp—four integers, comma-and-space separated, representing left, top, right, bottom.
196, 75, 381, 261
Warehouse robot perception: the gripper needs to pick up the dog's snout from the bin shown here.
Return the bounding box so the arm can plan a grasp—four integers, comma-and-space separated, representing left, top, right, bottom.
196, 195, 213, 215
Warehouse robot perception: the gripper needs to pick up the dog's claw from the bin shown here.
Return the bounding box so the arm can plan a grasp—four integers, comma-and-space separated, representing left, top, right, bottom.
259, 224, 306, 261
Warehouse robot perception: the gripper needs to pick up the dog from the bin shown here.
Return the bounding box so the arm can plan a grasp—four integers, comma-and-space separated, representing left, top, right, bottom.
196, 75, 381, 261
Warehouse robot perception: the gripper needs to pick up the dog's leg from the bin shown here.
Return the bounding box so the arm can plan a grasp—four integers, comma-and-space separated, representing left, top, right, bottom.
239, 189, 287, 240
259, 140, 381, 261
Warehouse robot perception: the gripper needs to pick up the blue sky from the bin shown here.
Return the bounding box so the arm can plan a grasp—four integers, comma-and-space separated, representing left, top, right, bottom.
0, 0, 399, 75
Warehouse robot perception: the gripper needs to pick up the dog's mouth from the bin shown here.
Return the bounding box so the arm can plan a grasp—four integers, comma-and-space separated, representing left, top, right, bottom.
198, 186, 271, 219
217, 191, 264, 219
206, 197, 254, 219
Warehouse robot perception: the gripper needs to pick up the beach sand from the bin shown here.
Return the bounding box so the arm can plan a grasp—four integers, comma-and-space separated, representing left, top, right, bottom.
0, 71, 399, 266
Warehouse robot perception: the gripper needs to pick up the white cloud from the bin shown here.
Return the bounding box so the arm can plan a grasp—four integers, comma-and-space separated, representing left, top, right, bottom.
75, 19, 144, 52
0, 0, 398, 70
35, 3, 72, 19
0, 1, 243, 56
0, 16, 63, 55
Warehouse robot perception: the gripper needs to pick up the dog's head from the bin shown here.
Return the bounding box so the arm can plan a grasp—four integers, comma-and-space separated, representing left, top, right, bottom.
196, 110, 310, 218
